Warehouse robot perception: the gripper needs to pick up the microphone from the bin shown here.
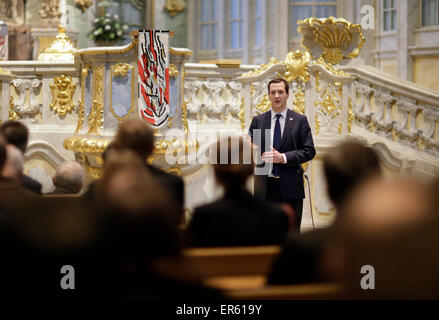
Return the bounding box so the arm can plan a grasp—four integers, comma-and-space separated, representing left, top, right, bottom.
288, 117, 304, 174
288, 116, 315, 230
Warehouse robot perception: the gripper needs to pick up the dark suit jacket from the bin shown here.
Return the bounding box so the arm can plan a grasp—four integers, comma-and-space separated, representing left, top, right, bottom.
186, 189, 289, 247
21, 174, 42, 194
0, 177, 42, 214
268, 228, 333, 284
249, 109, 316, 200
82, 164, 185, 224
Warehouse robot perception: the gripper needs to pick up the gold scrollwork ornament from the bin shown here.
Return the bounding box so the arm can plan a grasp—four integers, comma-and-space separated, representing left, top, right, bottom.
49, 75, 77, 116
281, 50, 311, 83
164, 0, 186, 16
111, 63, 133, 78
169, 64, 179, 77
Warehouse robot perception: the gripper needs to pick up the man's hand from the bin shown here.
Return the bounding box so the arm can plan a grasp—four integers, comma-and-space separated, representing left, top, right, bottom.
262, 147, 285, 163
243, 133, 259, 151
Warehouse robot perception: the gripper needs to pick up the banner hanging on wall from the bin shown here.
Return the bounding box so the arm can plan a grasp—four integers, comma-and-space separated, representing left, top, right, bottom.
138, 30, 170, 128
0, 21, 8, 61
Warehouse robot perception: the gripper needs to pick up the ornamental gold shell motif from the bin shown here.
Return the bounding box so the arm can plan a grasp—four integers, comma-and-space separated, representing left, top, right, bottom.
298, 17, 365, 65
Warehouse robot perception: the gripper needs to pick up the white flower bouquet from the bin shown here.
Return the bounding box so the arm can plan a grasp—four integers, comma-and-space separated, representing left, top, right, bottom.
88, 13, 129, 42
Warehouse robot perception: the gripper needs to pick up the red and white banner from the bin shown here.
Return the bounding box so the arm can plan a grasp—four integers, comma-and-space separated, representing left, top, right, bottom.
138, 30, 169, 127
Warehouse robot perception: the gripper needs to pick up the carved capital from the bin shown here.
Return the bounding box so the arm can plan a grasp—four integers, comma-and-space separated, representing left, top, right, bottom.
397, 97, 418, 114
374, 89, 395, 105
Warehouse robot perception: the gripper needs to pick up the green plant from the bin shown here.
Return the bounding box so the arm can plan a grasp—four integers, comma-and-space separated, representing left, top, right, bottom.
88, 13, 128, 42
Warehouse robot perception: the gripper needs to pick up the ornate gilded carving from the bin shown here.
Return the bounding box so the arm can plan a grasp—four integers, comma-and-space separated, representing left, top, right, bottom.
169, 47, 193, 56
76, 66, 90, 133
298, 17, 365, 65
0, 67, 11, 75
76, 101, 85, 133
181, 100, 189, 135
169, 64, 179, 77
242, 58, 280, 77
39, 0, 61, 20
314, 73, 342, 136
167, 116, 173, 128
88, 65, 104, 134
49, 75, 77, 116
292, 86, 305, 115
238, 97, 245, 130
348, 97, 354, 133
280, 50, 311, 83
9, 96, 21, 120
315, 114, 320, 134
254, 94, 271, 113
63, 136, 109, 154
181, 66, 189, 134
318, 88, 340, 116
74, 37, 139, 56
88, 100, 103, 135
74, 0, 93, 13
164, 0, 186, 16
38, 25, 77, 61
111, 63, 132, 78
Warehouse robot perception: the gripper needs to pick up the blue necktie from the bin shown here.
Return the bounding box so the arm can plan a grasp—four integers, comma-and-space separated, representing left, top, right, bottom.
272, 114, 282, 177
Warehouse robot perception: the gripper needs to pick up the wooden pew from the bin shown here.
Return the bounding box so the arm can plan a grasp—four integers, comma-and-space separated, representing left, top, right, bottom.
182, 246, 281, 290
43, 193, 81, 198
183, 246, 280, 277
225, 283, 344, 300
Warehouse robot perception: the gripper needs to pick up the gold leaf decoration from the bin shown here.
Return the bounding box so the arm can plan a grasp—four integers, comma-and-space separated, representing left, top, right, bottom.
293, 87, 305, 115
111, 63, 132, 78
242, 57, 281, 77
280, 50, 311, 83
49, 75, 77, 116
255, 94, 271, 113
298, 17, 365, 65
169, 64, 179, 77
9, 96, 21, 121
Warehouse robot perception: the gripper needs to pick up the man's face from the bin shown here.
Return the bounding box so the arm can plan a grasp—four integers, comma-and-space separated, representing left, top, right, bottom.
268, 82, 289, 113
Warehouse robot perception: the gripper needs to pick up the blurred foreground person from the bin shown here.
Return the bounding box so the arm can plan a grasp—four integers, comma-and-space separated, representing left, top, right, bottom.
323, 177, 438, 299
0, 144, 41, 214
186, 135, 289, 247
0, 150, 221, 300
48, 161, 85, 195
112, 119, 185, 225
269, 140, 382, 285
0, 120, 42, 193
89, 150, 222, 299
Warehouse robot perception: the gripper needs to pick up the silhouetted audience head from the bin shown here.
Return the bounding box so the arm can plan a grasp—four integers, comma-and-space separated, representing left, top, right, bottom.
323, 176, 438, 299
97, 149, 180, 254
2, 144, 24, 181
112, 119, 154, 160
0, 121, 29, 153
212, 135, 254, 191
53, 161, 85, 194
101, 141, 116, 164
323, 140, 381, 208
0, 144, 6, 173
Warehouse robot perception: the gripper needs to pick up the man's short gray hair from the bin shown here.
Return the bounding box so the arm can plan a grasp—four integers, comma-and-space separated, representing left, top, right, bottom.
54, 161, 85, 193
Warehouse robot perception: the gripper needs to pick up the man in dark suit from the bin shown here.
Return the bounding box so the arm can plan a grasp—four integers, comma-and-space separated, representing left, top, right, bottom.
0, 120, 42, 194
249, 78, 316, 231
